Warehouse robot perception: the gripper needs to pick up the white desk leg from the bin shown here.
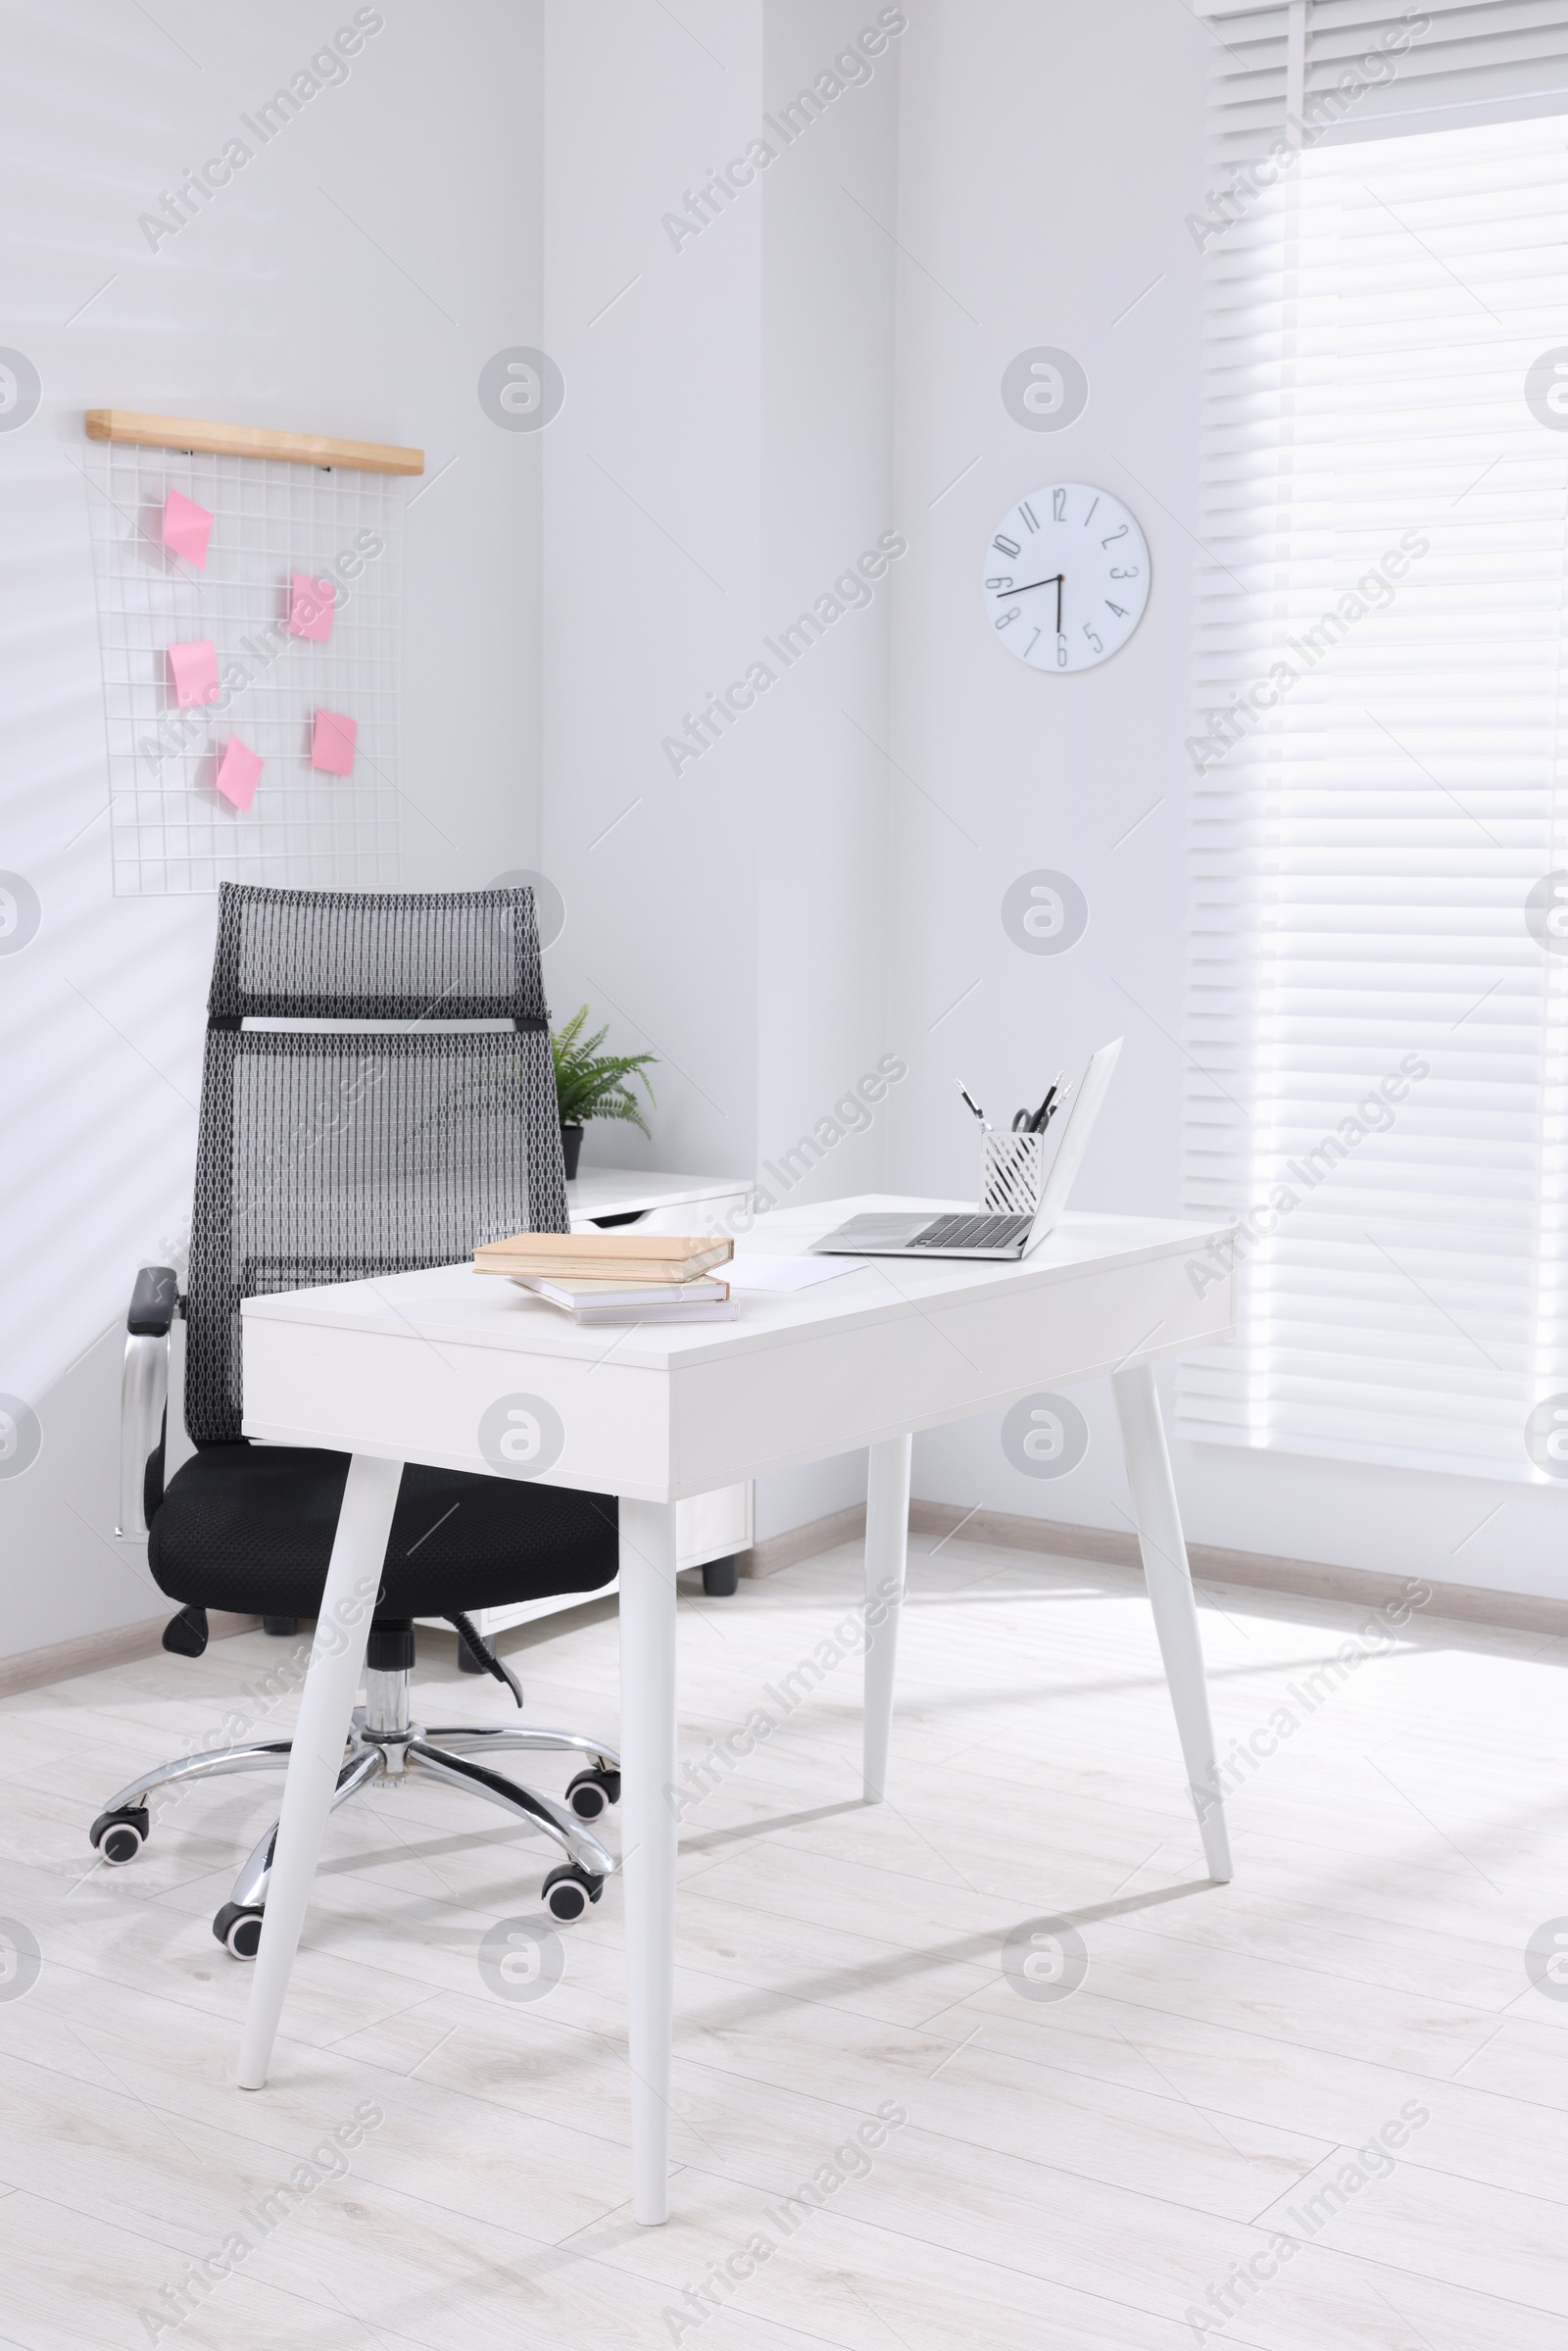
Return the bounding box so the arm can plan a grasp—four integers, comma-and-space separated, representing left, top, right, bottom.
619, 1495, 679, 2226
1110, 1363, 1233, 1883
862, 1432, 912, 1803
237, 1451, 402, 2090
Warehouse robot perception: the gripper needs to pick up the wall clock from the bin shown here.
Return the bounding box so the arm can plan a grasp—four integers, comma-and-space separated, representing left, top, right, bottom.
982, 483, 1150, 671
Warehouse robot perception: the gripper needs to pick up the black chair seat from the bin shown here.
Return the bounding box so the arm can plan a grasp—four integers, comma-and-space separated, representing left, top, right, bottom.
149, 1445, 618, 1622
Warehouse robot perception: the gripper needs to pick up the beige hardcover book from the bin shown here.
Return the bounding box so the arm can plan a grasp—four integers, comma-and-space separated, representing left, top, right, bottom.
473, 1231, 733, 1282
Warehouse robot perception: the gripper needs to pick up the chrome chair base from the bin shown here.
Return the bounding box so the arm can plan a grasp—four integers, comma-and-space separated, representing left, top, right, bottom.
89, 1665, 621, 1954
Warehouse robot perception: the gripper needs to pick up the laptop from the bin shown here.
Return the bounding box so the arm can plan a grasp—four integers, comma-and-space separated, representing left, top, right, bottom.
811, 1039, 1122, 1261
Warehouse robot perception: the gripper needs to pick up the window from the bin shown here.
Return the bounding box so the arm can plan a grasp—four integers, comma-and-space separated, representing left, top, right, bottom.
1179, 3, 1568, 1479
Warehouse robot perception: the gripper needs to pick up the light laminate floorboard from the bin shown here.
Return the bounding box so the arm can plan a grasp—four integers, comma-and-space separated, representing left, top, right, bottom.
0, 1534, 1564, 2349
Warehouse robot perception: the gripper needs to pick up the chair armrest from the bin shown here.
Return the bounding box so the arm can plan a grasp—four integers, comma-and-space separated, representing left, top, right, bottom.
119, 1265, 179, 1539
128, 1264, 180, 1336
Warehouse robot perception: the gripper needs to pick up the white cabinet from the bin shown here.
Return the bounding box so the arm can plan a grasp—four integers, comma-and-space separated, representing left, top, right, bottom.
418, 1168, 755, 1647
566, 1168, 752, 1241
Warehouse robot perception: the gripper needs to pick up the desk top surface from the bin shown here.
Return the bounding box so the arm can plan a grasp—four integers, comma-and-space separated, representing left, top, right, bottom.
241, 1196, 1232, 1373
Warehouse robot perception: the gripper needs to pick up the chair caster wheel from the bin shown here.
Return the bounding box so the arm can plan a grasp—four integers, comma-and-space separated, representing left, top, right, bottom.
213, 1902, 265, 1960
90, 1806, 149, 1865
542, 1864, 603, 1923
565, 1767, 620, 1821
702, 1556, 739, 1597
262, 1616, 299, 1637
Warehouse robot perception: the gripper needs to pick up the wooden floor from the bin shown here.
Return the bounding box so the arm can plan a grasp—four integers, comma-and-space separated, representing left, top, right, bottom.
0, 1533, 1565, 2350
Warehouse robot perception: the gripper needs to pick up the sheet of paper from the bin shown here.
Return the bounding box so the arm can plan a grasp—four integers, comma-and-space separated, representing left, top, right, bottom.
162, 488, 213, 567
214, 736, 263, 812
289, 572, 335, 641
167, 639, 220, 708
311, 708, 356, 774
726, 1253, 866, 1292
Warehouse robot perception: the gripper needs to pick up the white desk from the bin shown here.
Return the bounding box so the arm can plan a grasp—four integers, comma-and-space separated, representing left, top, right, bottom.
235, 1195, 1237, 2224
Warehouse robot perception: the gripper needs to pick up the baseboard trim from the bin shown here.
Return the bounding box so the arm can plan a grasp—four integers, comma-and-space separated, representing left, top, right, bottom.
748, 1496, 1568, 1638
0, 1609, 262, 1701
11, 1500, 1558, 1692
738, 1502, 868, 1581
908, 1501, 1568, 1635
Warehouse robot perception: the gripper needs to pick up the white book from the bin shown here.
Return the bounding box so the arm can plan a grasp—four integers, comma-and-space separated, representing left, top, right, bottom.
570, 1298, 737, 1326
514, 1275, 730, 1311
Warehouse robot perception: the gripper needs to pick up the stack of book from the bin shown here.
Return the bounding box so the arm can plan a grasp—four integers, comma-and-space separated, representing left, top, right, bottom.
472, 1231, 736, 1324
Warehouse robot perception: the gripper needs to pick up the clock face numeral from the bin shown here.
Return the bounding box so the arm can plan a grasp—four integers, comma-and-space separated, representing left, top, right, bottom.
980, 484, 1151, 672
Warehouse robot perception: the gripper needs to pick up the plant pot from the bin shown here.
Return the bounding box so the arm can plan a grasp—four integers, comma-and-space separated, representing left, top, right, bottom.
560, 1122, 584, 1181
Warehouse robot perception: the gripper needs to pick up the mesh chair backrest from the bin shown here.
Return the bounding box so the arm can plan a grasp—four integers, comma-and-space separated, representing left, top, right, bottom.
187, 885, 566, 1445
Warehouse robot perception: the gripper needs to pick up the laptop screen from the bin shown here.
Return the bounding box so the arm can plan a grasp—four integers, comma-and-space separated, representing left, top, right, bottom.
1025, 1038, 1122, 1245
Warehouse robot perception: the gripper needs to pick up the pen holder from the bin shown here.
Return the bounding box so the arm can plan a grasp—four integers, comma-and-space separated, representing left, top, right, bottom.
982, 1130, 1045, 1217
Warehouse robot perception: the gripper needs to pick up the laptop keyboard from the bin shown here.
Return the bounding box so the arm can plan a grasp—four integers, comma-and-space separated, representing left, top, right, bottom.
909, 1213, 1034, 1250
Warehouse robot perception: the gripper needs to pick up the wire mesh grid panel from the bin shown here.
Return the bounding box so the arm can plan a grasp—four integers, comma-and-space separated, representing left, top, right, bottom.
85, 440, 404, 896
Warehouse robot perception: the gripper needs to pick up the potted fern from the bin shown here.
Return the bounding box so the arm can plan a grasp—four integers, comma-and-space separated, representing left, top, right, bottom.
550, 1004, 658, 1180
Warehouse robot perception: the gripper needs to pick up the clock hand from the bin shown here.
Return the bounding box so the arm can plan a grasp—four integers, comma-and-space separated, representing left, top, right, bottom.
1055, 573, 1062, 633
995, 572, 1064, 599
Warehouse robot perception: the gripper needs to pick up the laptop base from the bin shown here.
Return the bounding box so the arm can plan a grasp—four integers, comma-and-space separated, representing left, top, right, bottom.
811, 1211, 1037, 1262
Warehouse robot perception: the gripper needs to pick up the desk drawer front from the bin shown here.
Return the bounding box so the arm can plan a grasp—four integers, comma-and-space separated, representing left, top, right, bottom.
669, 1249, 1233, 1493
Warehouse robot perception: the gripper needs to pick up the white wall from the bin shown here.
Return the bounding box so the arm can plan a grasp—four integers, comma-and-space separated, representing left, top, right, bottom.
750, 1, 903, 1534
539, 0, 764, 1190
539, 0, 905, 1538
0, 0, 545, 1655
882, 0, 1568, 1601
5, 0, 1560, 1667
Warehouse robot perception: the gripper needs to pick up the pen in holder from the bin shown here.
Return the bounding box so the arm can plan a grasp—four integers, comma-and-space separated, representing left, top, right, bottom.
982, 1128, 1045, 1217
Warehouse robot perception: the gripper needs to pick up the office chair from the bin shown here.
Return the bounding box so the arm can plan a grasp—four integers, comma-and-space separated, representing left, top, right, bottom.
96, 883, 622, 1957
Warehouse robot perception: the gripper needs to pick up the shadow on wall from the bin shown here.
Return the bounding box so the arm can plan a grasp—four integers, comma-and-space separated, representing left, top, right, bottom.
0, 1321, 166, 1660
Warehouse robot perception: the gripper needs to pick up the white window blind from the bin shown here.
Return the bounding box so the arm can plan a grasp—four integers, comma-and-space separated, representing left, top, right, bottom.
1200, 3, 1568, 165
1179, 1, 1568, 1481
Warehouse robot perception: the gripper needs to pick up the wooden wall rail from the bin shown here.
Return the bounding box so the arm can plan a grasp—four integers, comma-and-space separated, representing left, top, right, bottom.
86, 409, 423, 475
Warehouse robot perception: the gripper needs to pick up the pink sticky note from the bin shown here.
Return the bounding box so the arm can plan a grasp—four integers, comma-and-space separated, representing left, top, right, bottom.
168, 639, 220, 708
162, 489, 213, 567
289, 572, 336, 641
215, 736, 263, 812
312, 708, 357, 775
